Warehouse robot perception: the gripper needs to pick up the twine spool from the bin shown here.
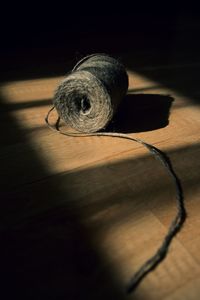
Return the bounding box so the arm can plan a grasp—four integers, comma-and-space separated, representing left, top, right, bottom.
53, 54, 128, 133
46, 53, 186, 294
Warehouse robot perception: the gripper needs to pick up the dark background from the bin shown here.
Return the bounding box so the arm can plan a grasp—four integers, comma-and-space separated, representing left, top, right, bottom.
1, 4, 200, 82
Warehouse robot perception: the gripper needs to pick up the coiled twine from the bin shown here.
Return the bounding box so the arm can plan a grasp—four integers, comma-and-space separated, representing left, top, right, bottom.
46, 53, 186, 293
53, 54, 128, 133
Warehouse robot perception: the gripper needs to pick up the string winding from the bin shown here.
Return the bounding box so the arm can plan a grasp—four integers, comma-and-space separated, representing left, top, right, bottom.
45, 106, 186, 293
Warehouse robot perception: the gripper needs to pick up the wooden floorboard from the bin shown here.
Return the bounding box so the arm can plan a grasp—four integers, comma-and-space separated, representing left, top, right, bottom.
0, 64, 200, 299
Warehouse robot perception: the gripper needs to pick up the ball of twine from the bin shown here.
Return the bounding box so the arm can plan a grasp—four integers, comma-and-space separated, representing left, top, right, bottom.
53, 54, 128, 133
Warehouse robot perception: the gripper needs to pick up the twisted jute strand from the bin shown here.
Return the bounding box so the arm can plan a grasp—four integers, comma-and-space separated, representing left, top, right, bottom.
45, 106, 186, 294
53, 54, 128, 133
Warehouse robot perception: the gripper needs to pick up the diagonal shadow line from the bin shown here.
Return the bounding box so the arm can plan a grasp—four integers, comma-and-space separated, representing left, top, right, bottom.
5, 138, 198, 230
0, 98, 143, 300
0, 51, 197, 296
1, 128, 198, 298
1, 80, 199, 297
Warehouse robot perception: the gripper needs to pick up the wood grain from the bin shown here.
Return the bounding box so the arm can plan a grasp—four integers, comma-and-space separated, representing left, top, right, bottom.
0, 67, 200, 300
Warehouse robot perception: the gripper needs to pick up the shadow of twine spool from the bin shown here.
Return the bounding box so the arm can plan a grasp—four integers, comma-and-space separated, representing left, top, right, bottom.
53, 54, 128, 133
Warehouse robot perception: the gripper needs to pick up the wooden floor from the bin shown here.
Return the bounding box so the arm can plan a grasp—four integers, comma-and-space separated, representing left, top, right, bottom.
1, 59, 200, 300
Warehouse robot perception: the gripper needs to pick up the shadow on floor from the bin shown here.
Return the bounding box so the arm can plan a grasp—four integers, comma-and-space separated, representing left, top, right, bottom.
1, 15, 200, 297
106, 94, 173, 133
0, 97, 143, 300
1, 127, 200, 299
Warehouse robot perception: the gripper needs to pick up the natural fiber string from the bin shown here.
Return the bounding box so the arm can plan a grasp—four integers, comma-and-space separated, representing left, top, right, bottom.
53, 54, 128, 133
45, 107, 186, 293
